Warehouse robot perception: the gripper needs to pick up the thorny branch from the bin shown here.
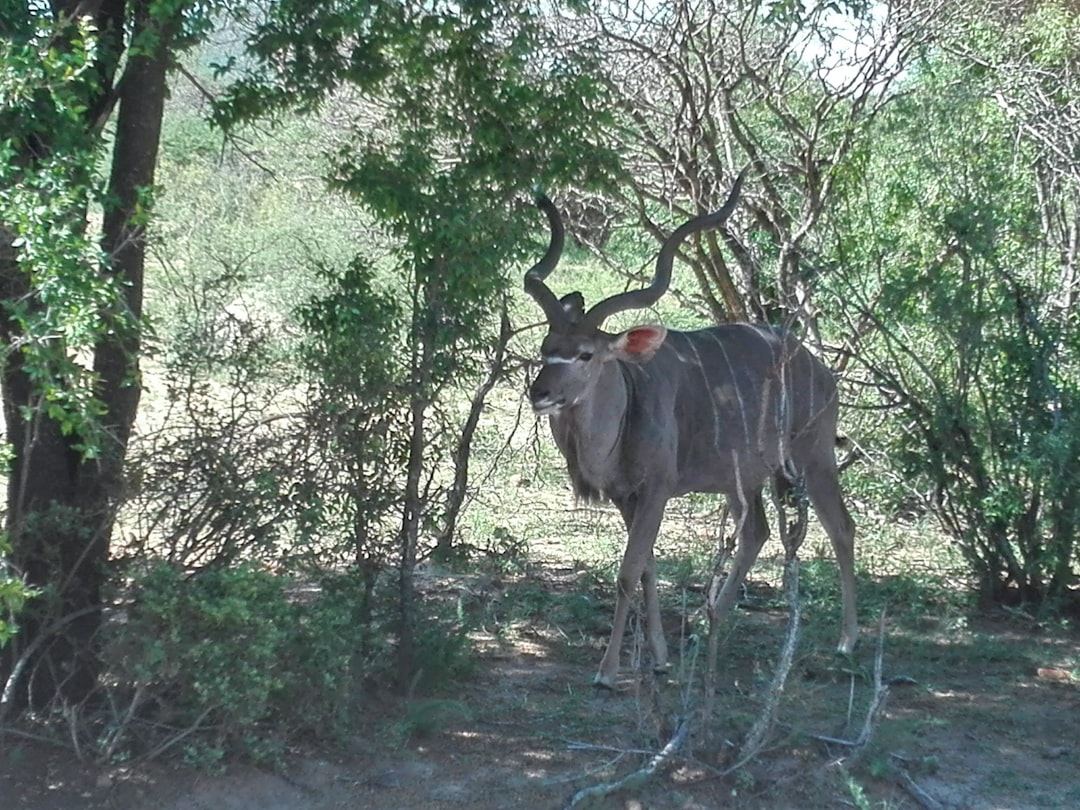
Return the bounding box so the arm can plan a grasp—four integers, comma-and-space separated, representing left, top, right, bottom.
806, 611, 942, 808
806, 609, 891, 754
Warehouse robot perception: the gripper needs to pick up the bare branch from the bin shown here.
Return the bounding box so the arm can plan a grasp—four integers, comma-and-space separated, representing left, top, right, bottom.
563, 718, 690, 810
725, 555, 801, 773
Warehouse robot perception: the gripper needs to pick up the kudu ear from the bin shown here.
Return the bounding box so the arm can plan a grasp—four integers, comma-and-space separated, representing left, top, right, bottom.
611, 325, 668, 363
560, 292, 585, 323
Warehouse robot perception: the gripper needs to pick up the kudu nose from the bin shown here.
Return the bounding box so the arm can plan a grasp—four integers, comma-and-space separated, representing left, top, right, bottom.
528, 380, 549, 405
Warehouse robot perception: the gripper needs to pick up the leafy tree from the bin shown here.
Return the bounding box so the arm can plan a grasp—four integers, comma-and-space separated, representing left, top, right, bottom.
214, 0, 619, 684
0, 2, 213, 708
826, 13, 1080, 605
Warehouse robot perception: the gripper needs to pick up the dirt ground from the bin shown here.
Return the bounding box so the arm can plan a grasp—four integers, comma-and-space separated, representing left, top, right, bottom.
3, 566, 1079, 810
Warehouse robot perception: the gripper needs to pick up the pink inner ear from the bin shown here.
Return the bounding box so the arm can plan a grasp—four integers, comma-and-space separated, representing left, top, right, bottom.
623, 326, 666, 356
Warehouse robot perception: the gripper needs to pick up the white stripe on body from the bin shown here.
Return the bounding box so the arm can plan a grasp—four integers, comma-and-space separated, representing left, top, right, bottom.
679, 334, 726, 456
705, 331, 750, 447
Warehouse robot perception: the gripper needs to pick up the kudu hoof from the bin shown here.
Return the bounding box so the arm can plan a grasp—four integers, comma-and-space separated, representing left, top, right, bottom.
592, 673, 617, 691
836, 638, 858, 657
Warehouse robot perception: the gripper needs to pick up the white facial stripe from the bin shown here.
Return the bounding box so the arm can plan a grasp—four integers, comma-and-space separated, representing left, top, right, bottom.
542, 355, 576, 365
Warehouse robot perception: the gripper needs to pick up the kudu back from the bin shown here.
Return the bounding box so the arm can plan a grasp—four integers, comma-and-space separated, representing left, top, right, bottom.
524, 176, 857, 689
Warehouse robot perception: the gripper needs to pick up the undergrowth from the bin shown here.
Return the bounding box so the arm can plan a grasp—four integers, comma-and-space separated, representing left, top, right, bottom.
98, 561, 478, 768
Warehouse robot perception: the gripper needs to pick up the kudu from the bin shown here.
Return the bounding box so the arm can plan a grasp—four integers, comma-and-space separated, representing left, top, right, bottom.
524, 177, 857, 689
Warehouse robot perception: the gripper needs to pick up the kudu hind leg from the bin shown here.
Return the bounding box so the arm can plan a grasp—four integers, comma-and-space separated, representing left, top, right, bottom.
707, 491, 769, 638
805, 463, 858, 654
640, 549, 668, 673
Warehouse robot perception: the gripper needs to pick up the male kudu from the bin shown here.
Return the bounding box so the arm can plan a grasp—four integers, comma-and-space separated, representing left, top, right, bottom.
524, 176, 857, 689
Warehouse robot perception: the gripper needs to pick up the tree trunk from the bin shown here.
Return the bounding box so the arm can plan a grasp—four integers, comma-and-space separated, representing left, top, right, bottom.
433, 305, 511, 560
1, 1, 171, 708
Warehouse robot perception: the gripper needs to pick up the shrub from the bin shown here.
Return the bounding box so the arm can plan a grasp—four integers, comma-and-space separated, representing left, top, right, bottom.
104, 561, 477, 765
110, 562, 294, 765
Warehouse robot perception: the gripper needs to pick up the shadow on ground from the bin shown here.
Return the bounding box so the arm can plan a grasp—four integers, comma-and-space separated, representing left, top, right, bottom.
2, 562, 1078, 810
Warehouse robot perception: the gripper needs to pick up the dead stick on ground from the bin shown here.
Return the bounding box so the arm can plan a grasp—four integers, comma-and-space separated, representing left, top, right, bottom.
805, 608, 890, 752
723, 554, 801, 774
896, 767, 946, 810
563, 718, 690, 810
801, 607, 944, 809
850, 607, 889, 757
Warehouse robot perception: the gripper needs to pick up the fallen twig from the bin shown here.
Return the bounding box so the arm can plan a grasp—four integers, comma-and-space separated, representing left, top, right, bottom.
724, 554, 801, 774
565, 741, 659, 757
547, 751, 630, 787
140, 705, 216, 762
0, 725, 71, 748
896, 767, 945, 810
563, 718, 690, 810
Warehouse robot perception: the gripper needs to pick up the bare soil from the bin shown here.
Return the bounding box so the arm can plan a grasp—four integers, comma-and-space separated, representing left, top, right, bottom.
3, 563, 1079, 810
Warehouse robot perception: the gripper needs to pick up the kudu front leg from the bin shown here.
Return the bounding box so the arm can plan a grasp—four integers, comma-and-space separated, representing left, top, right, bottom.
596, 501, 668, 690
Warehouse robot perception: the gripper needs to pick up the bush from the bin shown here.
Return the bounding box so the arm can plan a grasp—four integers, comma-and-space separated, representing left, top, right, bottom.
104, 561, 477, 766
110, 563, 295, 766
851, 268, 1080, 608
0, 532, 37, 649
279, 571, 387, 740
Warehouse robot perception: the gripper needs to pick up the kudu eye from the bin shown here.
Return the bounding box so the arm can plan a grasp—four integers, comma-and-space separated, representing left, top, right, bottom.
578, 352, 594, 362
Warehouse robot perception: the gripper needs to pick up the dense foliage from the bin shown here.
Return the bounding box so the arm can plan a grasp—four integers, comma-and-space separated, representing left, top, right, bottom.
822, 7, 1080, 605
211, 0, 621, 682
